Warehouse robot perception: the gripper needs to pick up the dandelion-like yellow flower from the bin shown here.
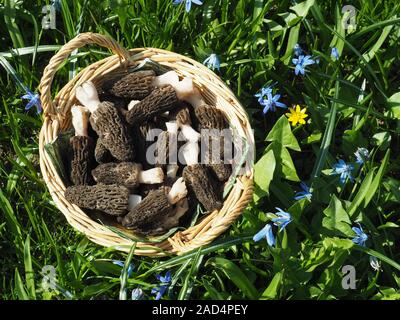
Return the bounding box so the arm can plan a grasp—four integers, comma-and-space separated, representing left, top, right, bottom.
286, 105, 308, 126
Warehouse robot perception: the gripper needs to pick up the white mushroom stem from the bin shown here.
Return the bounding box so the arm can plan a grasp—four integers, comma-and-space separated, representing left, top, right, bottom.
167, 177, 187, 204
174, 77, 194, 101
127, 100, 140, 111
138, 167, 164, 184
175, 198, 189, 219
75, 81, 100, 113
182, 141, 199, 166
167, 164, 179, 178
164, 198, 189, 227
71, 105, 89, 137
128, 194, 142, 211
180, 124, 200, 142
165, 121, 178, 135
152, 71, 179, 88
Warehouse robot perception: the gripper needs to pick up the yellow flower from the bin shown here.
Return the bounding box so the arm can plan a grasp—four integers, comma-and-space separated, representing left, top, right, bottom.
286, 105, 308, 126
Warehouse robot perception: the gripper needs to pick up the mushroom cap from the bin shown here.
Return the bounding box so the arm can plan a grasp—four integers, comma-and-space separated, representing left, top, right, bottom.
103, 70, 156, 100
121, 188, 174, 234
92, 162, 142, 190
69, 135, 95, 186
94, 138, 113, 164
182, 164, 223, 212
208, 163, 232, 182
125, 85, 179, 125
194, 104, 228, 130
65, 184, 129, 216
90, 101, 135, 162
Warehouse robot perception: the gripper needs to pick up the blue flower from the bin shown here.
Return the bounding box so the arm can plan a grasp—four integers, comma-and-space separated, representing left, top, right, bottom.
152, 271, 172, 300
351, 224, 368, 247
203, 54, 220, 71
293, 43, 303, 56
131, 287, 144, 300
255, 86, 272, 104
112, 260, 135, 278
261, 93, 287, 114
331, 159, 354, 184
292, 55, 315, 76
271, 207, 292, 232
331, 47, 340, 60
294, 182, 312, 201
21, 91, 42, 114
253, 223, 275, 246
173, 0, 203, 12
355, 147, 369, 165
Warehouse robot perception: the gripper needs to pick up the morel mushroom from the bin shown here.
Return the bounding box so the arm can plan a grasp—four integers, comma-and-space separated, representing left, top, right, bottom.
65, 184, 129, 216
103, 70, 179, 100
195, 104, 232, 182
125, 85, 179, 125
69, 105, 95, 185
194, 104, 228, 130
170, 106, 200, 142
92, 162, 164, 190
121, 177, 188, 235
94, 138, 113, 164
183, 164, 223, 212
75, 81, 135, 162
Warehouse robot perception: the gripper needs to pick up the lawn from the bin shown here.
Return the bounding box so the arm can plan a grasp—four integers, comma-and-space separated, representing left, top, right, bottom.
1, 0, 400, 300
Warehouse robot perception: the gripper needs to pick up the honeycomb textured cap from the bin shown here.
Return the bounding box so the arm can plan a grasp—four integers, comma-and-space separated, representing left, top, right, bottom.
103, 70, 156, 100
90, 101, 135, 161
125, 85, 179, 125
65, 184, 129, 216
182, 164, 223, 212
69, 135, 95, 186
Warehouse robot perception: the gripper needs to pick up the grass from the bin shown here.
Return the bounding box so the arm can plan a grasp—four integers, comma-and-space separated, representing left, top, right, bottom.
1, 0, 400, 300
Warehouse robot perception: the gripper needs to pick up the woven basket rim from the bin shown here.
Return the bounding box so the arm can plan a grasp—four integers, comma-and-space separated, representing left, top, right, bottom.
38, 32, 254, 257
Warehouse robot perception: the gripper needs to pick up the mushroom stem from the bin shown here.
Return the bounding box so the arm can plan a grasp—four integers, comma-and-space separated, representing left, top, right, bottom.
71, 105, 89, 137
128, 194, 142, 211
75, 81, 100, 113
167, 164, 179, 178
152, 71, 179, 88
180, 124, 201, 142
181, 141, 199, 166
165, 121, 178, 135
127, 100, 140, 111
185, 87, 206, 108
175, 198, 189, 219
167, 177, 187, 205
138, 167, 164, 184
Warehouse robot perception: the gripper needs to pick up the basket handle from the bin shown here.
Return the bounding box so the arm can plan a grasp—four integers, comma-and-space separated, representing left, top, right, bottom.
39, 32, 131, 117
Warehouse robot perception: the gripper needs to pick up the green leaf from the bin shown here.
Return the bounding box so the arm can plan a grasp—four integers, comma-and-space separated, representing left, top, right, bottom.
254, 149, 276, 199
266, 115, 301, 151
322, 195, 353, 236
387, 92, 400, 119
372, 132, 391, 150
269, 142, 300, 182
347, 170, 375, 217
14, 268, 29, 300
23, 235, 36, 299
261, 272, 282, 299
364, 150, 390, 205
290, 0, 315, 17
206, 257, 258, 299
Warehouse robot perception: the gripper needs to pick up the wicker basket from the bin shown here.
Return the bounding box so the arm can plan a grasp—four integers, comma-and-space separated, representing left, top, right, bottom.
38, 32, 254, 257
